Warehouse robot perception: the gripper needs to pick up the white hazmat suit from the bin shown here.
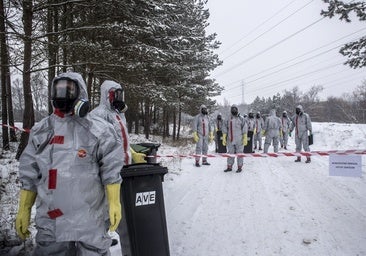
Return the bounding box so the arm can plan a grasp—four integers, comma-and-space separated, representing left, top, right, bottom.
17, 72, 123, 255
90, 80, 131, 165
263, 109, 282, 153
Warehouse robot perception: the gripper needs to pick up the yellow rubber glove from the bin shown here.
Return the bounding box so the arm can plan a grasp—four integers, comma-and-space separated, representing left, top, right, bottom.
261, 130, 266, 137
106, 183, 122, 231
193, 131, 199, 143
280, 129, 283, 138
243, 133, 248, 146
209, 131, 214, 143
130, 147, 146, 163
253, 128, 256, 134
222, 133, 227, 146
15, 189, 37, 240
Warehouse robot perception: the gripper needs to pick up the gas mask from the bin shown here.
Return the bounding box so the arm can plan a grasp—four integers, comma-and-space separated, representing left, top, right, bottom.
283, 113, 287, 118
201, 108, 208, 115
295, 108, 302, 115
231, 107, 238, 116
248, 113, 254, 118
217, 115, 222, 120
52, 78, 90, 117
256, 113, 260, 118
109, 88, 126, 112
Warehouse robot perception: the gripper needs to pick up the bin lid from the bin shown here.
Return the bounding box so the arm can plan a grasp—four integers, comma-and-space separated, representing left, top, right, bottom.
137, 142, 161, 149
130, 144, 151, 154
121, 163, 168, 178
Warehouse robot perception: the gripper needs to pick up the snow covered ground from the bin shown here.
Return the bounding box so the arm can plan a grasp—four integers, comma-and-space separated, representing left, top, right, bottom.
1, 122, 365, 255
162, 122, 366, 256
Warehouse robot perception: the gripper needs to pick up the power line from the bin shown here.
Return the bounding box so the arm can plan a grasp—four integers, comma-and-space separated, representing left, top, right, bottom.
244, 62, 343, 93
229, 45, 341, 91
242, 29, 364, 84
219, 0, 299, 56
321, 73, 366, 90
227, 42, 353, 91
253, 72, 366, 100
222, 0, 314, 61
222, 65, 365, 100
220, 28, 366, 90
222, 71, 365, 102
222, 61, 343, 98
216, 17, 326, 77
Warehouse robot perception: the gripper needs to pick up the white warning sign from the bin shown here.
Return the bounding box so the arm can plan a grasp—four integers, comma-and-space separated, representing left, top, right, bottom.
329, 155, 362, 177
135, 191, 156, 206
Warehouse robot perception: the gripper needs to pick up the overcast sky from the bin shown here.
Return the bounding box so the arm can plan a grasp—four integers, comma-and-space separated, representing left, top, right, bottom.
205, 0, 366, 105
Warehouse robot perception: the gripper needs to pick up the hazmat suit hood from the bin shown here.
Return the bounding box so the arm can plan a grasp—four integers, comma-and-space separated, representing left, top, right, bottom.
90, 80, 130, 165
200, 104, 208, 115
231, 104, 239, 116
296, 105, 303, 112
52, 72, 88, 100
100, 80, 123, 111
231, 104, 239, 112
51, 72, 90, 117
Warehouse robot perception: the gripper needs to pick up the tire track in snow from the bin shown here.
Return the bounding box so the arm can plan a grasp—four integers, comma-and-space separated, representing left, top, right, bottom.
262, 155, 366, 256
164, 151, 366, 256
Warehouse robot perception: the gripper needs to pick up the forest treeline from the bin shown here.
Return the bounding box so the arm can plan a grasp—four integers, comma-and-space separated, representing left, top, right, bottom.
0, 0, 222, 154
215, 83, 366, 124
0, 0, 365, 155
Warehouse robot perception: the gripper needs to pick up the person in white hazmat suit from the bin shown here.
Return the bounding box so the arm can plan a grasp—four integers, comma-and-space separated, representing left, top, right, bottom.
263, 109, 282, 153
290, 105, 312, 163
192, 104, 214, 167
90, 80, 146, 255
222, 105, 248, 173
280, 110, 292, 150
15, 72, 123, 256
90, 80, 146, 165
253, 112, 264, 150
245, 111, 256, 153
214, 113, 226, 153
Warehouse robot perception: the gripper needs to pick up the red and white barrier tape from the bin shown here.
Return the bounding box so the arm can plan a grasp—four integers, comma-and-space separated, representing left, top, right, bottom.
3, 123, 365, 158
1, 123, 30, 133
149, 150, 366, 158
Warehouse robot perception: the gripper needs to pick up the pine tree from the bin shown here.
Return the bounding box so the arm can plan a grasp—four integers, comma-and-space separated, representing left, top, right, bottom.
321, 0, 366, 68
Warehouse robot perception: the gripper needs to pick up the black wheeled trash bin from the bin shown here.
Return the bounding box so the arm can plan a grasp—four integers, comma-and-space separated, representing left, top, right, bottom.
243, 130, 254, 153
118, 163, 170, 256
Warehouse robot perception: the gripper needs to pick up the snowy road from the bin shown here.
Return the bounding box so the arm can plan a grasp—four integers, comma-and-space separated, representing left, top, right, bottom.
163, 149, 366, 256
1, 122, 365, 256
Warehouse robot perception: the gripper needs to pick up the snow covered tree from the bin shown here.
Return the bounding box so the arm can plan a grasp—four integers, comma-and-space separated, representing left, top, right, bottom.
123, 0, 222, 138
352, 80, 366, 122
250, 96, 266, 114
321, 0, 366, 68
1, 0, 222, 142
